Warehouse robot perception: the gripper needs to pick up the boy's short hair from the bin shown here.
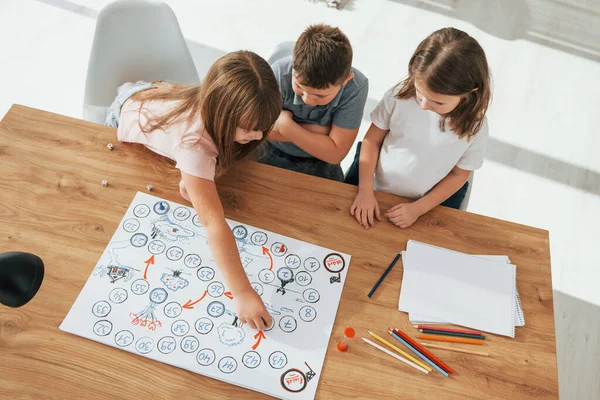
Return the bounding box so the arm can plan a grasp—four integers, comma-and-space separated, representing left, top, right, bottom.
292, 24, 353, 89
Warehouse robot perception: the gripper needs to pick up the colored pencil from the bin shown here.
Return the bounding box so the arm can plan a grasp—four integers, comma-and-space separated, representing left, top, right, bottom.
362, 338, 429, 374
388, 330, 449, 377
368, 331, 432, 372
419, 329, 486, 340
367, 253, 401, 298
414, 325, 482, 336
418, 334, 484, 345
420, 343, 490, 357
392, 328, 454, 374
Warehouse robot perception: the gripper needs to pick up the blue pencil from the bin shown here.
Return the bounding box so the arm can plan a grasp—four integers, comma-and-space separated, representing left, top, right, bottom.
389, 330, 449, 377
367, 253, 401, 298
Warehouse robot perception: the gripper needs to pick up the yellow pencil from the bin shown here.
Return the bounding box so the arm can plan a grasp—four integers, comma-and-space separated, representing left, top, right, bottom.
368, 331, 432, 372
362, 338, 429, 374
418, 334, 484, 345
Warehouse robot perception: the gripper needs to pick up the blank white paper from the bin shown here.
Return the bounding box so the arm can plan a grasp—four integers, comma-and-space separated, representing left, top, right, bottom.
398, 241, 516, 337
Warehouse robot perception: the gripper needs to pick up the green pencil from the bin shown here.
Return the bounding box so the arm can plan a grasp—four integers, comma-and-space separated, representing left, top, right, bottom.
419, 329, 486, 340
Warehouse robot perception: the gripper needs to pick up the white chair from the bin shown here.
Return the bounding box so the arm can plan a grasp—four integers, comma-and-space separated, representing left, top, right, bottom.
266, 41, 295, 65
459, 171, 474, 211
83, 0, 199, 124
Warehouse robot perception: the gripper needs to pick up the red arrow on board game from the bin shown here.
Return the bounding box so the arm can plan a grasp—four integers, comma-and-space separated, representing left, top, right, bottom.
183, 290, 208, 309
252, 331, 266, 350
262, 246, 273, 270
143, 255, 154, 280
224, 291, 233, 300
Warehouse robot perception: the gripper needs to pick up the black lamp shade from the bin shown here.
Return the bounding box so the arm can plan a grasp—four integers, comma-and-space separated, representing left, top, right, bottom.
0, 252, 44, 308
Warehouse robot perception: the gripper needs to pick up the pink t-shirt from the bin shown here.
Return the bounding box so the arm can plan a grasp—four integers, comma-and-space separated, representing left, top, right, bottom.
118, 98, 218, 181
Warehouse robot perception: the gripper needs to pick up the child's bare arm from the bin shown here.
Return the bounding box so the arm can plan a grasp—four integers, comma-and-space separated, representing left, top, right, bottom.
266, 117, 292, 142
385, 166, 470, 228
350, 123, 389, 228
181, 172, 272, 330
276, 111, 355, 164
299, 123, 331, 135
357, 123, 388, 192
266, 128, 292, 142
266, 110, 318, 142
414, 166, 470, 214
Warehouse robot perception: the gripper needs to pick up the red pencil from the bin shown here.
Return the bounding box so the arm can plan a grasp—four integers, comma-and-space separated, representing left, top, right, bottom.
394, 328, 454, 374
415, 325, 482, 336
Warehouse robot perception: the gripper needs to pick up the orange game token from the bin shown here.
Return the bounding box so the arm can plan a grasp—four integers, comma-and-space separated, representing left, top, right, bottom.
344, 327, 355, 339
337, 341, 348, 352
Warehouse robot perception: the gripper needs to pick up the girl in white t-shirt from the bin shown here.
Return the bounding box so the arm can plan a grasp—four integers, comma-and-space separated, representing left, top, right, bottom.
346, 27, 491, 229
106, 51, 281, 330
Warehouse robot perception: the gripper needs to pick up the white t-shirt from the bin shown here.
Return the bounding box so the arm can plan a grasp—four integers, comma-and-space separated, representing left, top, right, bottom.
371, 89, 488, 199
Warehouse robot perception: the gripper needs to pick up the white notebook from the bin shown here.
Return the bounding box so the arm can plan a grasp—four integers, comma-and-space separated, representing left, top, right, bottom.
407, 255, 525, 327
398, 240, 517, 338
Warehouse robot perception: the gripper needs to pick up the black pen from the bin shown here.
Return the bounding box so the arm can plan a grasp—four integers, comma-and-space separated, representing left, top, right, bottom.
367, 253, 402, 298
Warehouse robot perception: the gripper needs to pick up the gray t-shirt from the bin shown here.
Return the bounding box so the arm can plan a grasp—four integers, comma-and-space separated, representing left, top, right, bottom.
270, 56, 369, 158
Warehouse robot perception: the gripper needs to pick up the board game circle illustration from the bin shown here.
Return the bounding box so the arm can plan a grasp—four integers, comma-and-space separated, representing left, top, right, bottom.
324, 253, 345, 273
196, 348, 216, 366
281, 368, 307, 393
133, 204, 150, 218
153, 201, 170, 215
92, 301, 111, 317
114, 330, 134, 347
250, 231, 268, 246
173, 207, 191, 221
93, 320, 112, 336
157, 336, 177, 354
130, 233, 148, 247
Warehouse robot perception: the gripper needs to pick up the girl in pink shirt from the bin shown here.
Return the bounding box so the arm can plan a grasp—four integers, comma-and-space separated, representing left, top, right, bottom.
108, 51, 281, 330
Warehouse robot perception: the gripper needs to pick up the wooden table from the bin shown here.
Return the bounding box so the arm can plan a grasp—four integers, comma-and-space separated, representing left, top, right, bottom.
0, 105, 558, 399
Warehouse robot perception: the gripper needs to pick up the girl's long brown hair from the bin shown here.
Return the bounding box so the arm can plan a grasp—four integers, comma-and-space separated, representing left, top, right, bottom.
396, 27, 491, 139
130, 50, 282, 177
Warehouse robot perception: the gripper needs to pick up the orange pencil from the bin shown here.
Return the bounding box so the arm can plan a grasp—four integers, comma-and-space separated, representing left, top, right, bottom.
418, 334, 484, 345
420, 343, 490, 357
393, 329, 454, 374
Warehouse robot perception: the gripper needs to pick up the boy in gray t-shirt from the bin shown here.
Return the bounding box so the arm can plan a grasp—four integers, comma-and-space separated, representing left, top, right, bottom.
259, 24, 369, 181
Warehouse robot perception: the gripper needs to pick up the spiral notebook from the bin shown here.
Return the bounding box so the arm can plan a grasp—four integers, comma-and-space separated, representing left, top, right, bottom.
398, 240, 517, 338
407, 255, 525, 327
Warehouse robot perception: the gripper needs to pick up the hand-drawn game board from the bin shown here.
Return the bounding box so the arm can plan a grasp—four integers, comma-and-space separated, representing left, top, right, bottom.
60, 192, 350, 399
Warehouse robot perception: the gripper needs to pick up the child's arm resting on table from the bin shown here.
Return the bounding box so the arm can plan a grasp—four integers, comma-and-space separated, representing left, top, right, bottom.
350, 123, 389, 229
385, 166, 470, 228
276, 110, 357, 164
181, 172, 272, 330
